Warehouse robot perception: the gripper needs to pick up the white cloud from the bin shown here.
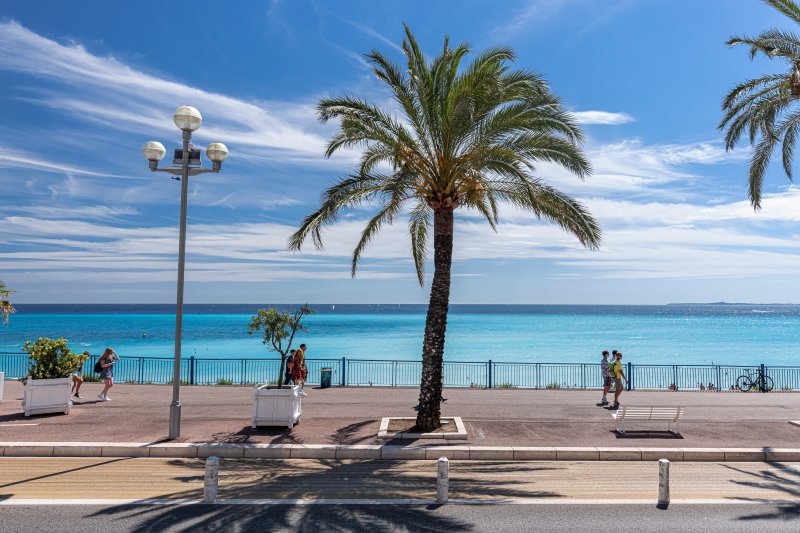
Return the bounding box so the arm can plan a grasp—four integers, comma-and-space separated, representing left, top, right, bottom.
572, 110, 635, 125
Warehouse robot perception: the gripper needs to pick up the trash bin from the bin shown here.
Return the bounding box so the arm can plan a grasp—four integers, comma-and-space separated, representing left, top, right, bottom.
320, 367, 332, 389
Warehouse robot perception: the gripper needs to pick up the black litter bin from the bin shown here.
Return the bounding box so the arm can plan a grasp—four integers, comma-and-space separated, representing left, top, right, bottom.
320, 367, 332, 389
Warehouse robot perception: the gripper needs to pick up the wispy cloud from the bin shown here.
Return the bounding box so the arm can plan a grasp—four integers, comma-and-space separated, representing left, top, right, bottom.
572, 110, 635, 125
0, 20, 356, 166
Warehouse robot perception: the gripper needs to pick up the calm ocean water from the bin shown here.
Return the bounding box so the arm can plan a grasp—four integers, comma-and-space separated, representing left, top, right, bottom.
1, 304, 799, 366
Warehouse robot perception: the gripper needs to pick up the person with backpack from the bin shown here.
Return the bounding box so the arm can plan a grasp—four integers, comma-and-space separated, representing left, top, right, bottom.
96, 348, 118, 401
284, 349, 296, 385
607, 351, 628, 411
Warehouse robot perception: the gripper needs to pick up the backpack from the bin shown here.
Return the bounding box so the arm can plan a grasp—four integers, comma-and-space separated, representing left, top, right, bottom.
93, 359, 102, 373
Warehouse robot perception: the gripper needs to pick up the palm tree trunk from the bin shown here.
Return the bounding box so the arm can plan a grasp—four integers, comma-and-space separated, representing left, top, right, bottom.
416, 207, 454, 432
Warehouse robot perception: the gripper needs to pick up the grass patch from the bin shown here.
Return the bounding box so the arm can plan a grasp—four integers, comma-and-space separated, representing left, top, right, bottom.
545, 382, 561, 389
217, 378, 234, 385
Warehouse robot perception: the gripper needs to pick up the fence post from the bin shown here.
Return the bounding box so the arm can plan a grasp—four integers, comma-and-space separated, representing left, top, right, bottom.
341, 357, 347, 387
627, 362, 633, 391
436, 457, 449, 504
204, 456, 219, 503
488, 360, 493, 389
581, 364, 585, 389
139, 357, 144, 384
716, 365, 721, 393
190, 356, 195, 385
760, 363, 767, 393
672, 365, 678, 390
392, 361, 397, 387
657, 458, 670, 508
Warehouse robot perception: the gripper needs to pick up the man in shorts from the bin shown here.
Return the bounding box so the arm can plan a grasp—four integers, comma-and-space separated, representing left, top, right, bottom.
596, 350, 611, 406
608, 352, 628, 410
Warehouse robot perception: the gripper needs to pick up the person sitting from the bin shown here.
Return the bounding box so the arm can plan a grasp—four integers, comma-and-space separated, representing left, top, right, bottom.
708, 383, 716, 391
668, 383, 677, 392
699, 382, 706, 391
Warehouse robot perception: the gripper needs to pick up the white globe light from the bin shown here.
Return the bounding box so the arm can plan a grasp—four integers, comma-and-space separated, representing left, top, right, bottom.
173, 105, 202, 131
142, 141, 166, 161
206, 142, 229, 163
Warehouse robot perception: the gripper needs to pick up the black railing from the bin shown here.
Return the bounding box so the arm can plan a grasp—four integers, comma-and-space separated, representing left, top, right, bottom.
0, 352, 797, 391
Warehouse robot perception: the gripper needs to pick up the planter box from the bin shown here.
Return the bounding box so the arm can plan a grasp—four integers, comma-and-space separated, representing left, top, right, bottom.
22, 377, 72, 416
252, 384, 302, 429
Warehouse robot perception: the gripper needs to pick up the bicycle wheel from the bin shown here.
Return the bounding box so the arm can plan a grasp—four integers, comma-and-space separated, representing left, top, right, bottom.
759, 376, 774, 392
736, 375, 753, 392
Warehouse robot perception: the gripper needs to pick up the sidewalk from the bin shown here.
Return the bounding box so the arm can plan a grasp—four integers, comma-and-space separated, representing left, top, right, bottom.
1, 381, 799, 453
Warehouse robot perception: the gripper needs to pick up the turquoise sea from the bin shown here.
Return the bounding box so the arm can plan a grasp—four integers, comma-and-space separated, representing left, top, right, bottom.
1, 304, 799, 367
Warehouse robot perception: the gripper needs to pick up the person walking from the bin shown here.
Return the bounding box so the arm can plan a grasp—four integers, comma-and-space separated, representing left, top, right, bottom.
72, 351, 89, 399
284, 349, 296, 386
97, 348, 118, 401
291, 343, 308, 396
608, 351, 628, 410
596, 350, 611, 406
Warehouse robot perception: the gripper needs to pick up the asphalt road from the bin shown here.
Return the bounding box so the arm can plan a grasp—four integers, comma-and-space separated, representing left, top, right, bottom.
0, 503, 798, 532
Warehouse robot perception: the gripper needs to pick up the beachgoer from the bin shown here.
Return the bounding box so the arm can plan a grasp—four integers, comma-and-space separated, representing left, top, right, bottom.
608, 352, 627, 410
668, 383, 677, 392
699, 382, 705, 391
291, 343, 308, 396
708, 383, 716, 391
72, 351, 88, 399
284, 349, 296, 386
596, 350, 611, 406
97, 348, 118, 401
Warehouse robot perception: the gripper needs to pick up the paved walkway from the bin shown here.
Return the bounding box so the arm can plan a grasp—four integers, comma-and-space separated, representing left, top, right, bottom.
1, 381, 799, 448
1, 457, 798, 502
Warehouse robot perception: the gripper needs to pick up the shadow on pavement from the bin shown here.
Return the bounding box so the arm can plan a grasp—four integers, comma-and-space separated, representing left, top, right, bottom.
723, 462, 800, 521
89, 459, 562, 531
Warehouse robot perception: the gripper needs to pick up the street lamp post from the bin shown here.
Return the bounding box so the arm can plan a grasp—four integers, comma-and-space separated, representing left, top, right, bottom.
142, 105, 229, 440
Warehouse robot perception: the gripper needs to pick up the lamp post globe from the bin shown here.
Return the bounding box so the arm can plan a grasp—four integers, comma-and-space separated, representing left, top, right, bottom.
142, 141, 167, 162
173, 105, 202, 132
206, 142, 229, 163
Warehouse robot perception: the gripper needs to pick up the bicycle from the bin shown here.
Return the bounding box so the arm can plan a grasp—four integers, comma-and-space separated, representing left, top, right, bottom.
735, 368, 774, 392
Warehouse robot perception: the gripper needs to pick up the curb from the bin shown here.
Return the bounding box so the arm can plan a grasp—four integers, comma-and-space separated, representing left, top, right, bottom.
1, 442, 799, 462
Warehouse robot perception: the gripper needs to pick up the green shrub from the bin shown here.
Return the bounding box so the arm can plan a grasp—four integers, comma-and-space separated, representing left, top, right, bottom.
22, 337, 86, 382
496, 382, 517, 389
545, 382, 561, 389
217, 378, 234, 385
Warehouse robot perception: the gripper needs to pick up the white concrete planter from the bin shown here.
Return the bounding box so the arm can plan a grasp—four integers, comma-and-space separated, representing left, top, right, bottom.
22, 377, 72, 416
251, 384, 302, 429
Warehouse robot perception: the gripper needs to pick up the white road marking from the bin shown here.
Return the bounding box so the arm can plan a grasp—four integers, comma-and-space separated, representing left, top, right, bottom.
0, 423, 39, 427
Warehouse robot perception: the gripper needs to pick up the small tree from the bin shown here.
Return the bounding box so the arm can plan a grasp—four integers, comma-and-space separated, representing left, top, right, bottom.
247, 304, 314, 388
22, 337, 87, 381
0, 280, 15, 326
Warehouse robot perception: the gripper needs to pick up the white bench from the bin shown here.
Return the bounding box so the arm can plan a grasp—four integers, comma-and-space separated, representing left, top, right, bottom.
612, 406, 684, 435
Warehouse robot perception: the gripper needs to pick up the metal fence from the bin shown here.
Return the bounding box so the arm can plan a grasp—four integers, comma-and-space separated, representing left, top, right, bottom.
1, 352, 797, 391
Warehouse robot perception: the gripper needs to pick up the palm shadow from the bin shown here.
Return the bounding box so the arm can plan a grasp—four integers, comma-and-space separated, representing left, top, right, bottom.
88, 458, 564, 531
721, 462, 800, 521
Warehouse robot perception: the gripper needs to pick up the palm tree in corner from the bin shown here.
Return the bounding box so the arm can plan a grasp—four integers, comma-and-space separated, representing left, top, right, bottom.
289, 26, 601, 431
0, 280, 15, 326
720, 0, 800, 208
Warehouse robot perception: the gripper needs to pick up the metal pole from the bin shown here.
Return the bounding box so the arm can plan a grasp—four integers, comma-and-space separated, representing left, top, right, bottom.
204, 456, 219, 503
657, 458, 670, 508
169, 129, 191, 440
436, 457, 449, 503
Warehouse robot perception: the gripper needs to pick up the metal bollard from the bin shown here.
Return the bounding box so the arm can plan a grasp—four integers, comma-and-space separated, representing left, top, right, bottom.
204, 456, 219, 503
436, 457, 449, 503
657, 458, 670, 508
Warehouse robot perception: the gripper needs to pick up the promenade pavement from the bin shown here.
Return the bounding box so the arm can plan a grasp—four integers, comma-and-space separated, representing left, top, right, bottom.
1, 381, 799, 448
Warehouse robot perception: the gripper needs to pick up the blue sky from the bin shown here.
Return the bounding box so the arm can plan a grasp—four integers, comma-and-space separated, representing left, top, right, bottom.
1, 0, 799, 304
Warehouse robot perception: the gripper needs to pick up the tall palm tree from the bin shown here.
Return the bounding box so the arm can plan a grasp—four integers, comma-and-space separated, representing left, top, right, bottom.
720, 0, 800, 208
0, 280, 15, 326
289, 26, 601, 431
